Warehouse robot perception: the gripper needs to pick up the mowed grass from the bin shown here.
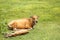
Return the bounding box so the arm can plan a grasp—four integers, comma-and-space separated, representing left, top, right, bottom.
0, 0, 60, 40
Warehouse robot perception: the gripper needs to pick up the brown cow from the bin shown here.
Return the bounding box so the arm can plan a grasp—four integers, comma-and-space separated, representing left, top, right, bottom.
4, 15, 39, 37
8, 15, 39, 30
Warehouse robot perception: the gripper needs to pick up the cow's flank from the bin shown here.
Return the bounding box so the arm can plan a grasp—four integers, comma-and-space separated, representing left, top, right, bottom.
8, 15, 39, 30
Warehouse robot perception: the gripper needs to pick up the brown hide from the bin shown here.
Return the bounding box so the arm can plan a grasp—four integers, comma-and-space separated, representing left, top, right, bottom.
8, 15, 38, 30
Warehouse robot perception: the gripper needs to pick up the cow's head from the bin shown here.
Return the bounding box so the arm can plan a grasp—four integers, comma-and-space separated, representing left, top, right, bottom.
30, 15, 39, 24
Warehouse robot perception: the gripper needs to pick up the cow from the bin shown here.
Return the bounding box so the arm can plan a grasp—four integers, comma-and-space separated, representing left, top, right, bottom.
4, 15, 39, 38
8, 15, 39, 30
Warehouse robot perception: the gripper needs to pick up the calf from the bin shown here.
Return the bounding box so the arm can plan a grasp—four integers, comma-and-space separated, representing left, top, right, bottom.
8, 15, 39, 30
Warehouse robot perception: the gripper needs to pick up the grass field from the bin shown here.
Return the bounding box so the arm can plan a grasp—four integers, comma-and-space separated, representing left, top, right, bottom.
0, 0, 60, 40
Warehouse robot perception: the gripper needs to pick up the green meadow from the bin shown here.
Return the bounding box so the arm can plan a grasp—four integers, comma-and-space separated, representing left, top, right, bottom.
0, 0, 60, 40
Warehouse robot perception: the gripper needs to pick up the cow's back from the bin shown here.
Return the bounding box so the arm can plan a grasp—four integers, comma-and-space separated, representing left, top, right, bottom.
8, 18, 32, 29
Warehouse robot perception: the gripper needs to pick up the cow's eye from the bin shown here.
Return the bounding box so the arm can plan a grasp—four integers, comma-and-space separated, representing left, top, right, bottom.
36, 21, 38, 23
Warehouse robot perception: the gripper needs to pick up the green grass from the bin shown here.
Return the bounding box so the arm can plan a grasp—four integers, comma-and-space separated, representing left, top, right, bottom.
0, 0, 60, 40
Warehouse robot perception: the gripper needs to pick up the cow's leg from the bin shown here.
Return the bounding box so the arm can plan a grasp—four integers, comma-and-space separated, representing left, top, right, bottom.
13, 28, 17, 31
13, 28, 22, 31
27, 28, 33, 30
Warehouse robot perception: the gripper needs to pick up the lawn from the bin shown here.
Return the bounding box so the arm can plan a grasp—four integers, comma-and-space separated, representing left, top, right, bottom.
0, 0, 60, 40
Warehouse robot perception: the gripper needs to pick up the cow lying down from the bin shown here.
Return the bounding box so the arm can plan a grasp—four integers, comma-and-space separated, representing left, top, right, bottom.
5, 15, 38, 37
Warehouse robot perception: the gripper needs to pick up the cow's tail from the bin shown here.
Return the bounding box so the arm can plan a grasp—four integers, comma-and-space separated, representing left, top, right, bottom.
8, 21, 14, 30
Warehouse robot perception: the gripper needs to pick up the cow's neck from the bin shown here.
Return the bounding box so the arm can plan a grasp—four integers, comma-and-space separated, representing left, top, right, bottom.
29, 18, 35, 28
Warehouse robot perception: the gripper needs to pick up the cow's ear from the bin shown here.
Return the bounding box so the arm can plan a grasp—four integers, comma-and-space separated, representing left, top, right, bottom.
30, 16, 35, 20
